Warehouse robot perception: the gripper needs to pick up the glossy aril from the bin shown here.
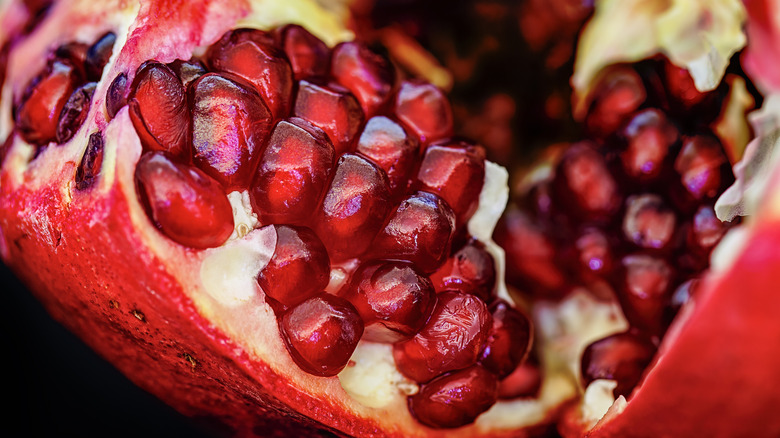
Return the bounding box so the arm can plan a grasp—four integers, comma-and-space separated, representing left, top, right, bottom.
134, 151, 234, 249
250, 117, 335, 225
55, 81, 96, 143
16, 59, 81, 145
190, 73, 273, 190
106, 72, 128, 119
408, 365, 499, 429
278, 24, 330, 80
294, 80, 364, 155
355, 116, 419, 197
689, 204, 728, 251
75, 131, 104, 190
280, 293, 364, 377
622, 194, 676, 250
575, 227, 613, 276
393, 291, 493, 383
344, 261, 435, 342
168, 58, 206, 86
315, 153, 391, 260
581, 331, 657, 398
370, 191, 456, 274
585, 65, 646, 138
619, 108, 679, 182
415, 140, 486, 226
207, 28, 293, 119
258, 225, 330, 308
498, 360, 542, 400
479, 300, 532, 378
429, 240, 496, 301
128, 62, 189, 159
331, 41, 395, 117
617, 254, 674, 334
394, 80, 453, 145
553, 141, 620, 222
84, 31, 115, 81
673, 135, 729, 203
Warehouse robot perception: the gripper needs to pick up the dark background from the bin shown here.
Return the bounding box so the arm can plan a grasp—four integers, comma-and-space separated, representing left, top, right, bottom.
1, 262, 217, 438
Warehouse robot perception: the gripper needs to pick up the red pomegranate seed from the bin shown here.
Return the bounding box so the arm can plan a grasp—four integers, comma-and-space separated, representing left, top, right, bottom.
585, 66, 646, 138
207, 29, 294, 119
408, 365, 499, 429
575, 227, 613, 276
553, 141, 620, 222
249, 117, 335, 225
619, 108, 679, 181
16, 59, 81, 145
415, 140, 486, 226
622, 194, 676, 250
315, 153, 391, 260
258, 225, 330, 308
355, 116, 419, 197
393, 291, 493, 383
331, 42, 395, 117
190, 73, 273, 190
168, 58, 206, 87
498, 360, 542, 400
277, 24, 330, 80
670, 277, 700, 312
664, 63, 708, 108
429, 240, 496, 301
370, 191, 456, 274
106, 72, 128, 119
84, 32, 115, 81
294, 80, 364, 155
479, 300, 532, 378
75, 132, 104, 190
581, 331, 657, 398
344, 261, 436, 342
55, 81, 96, 144
689, 204, 728, 251
394, 80, 453, 145
280, 292, 364, 377
135, 151, 234, 249
674, 135, 728, 202
128, 62, 189, 159
616, 254, 674, 334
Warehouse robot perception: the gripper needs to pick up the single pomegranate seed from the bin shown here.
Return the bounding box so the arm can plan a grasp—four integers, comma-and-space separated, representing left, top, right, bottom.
75, 132, 104, 190
616, 254, 674, 334
207, 29, 294, 119
394, 80, 453, 145
370, 191, 456, 274
249, 117, 335, 225
581, 331, 657, 398
331, 42, 395, 117
277, 24, 330, 80
664, 63, 709, 109
16, 59, 81, 145
280, 292, 364, 377
294, 80, 364, 155
408, 365, 498, 429
622, 194, 676, 250
54, 42, 88, 76
168, 58, 206, 87
55, 81, 96, 144
689, 204, 728, 251
84, 32, 116, 81
344, 261, 436, 342
190, 73, 273, 190
393, 291, 493, 383
479, 300, 532, 378
135, 151, 234, 249
355, 116, 419, 197
498, 360, 542, 399
619, 108, 679, 181
673, 135, 729, 203
585, 66, 646, 138
575, 227, 613, 276
106, 72, 128, 119
257, 225, 330, 308
128, 62, 189, 159
315, 153, 392, 260
553, 141, 621, 222
429, 240, 496, 301
415, 140, 486, 226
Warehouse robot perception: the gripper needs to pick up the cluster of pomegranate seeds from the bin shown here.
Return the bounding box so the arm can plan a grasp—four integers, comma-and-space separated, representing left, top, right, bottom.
80, 25, 534, 428
15, 32, 115, 148
496, 60, 736, 398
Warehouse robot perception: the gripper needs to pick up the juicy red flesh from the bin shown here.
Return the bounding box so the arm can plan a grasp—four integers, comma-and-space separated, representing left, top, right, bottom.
408, 365, 499, 429
331, 42, 395, 117
84, 32, 115, 81
581, 331, 657, 398
207, 29, 294, 119
75, 132, 104, 190
294, 80, 364, 155
394, 80, 453, 145
344, 261, 436, 342
16, 59, 81, 145
393, 291, 493, 383
190, 73, 273, 190
356, 116, 419, 197
429, 240, 497, 302
280, 293, 364, 377
249, 117, 335, 225
56, 81, 96, 143
278, 24, 330, 80
258, 225, 330, 308
479, 300, 532, 378
129, 62, 189, 159
135, 152, 234, 249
